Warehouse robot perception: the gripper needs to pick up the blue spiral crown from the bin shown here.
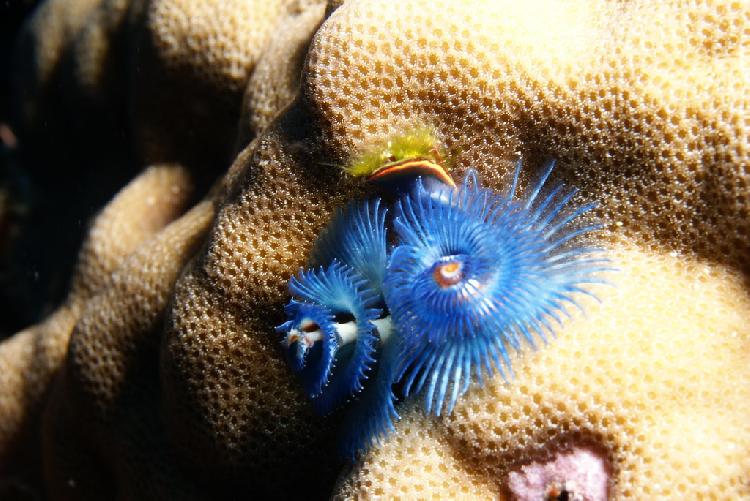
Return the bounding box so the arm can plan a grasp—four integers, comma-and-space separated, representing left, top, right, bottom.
276, 261, 382, 413
385, 161, 609, 417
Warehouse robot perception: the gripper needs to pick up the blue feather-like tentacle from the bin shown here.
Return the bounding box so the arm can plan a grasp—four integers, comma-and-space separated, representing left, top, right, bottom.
383, 162, 607, 415
338, 320, 400, 460
278, 261, 381, 413
277, 159, 610, 457
275, 301, 339, 396
309, 199, 389, 294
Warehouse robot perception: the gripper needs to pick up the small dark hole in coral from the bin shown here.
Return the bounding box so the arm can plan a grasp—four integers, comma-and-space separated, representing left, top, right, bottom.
549, 489, 571, 501
544, 482, 576, 501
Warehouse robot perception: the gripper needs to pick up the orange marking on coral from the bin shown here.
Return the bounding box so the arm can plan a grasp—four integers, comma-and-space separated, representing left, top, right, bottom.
368, 158, 456, 187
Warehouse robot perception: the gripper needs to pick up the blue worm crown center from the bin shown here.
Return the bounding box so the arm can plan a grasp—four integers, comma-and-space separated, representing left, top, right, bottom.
432, 256, 466, 288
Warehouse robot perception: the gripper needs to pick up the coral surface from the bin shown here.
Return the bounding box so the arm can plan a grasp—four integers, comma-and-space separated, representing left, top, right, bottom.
1, 0, 748, 499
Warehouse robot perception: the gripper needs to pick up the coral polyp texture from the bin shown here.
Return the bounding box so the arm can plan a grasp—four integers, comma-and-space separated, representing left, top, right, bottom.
1, 0, 748, 499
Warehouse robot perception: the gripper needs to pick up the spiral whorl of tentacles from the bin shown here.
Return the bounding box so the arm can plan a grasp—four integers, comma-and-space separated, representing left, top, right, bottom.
276, 157, 609, 459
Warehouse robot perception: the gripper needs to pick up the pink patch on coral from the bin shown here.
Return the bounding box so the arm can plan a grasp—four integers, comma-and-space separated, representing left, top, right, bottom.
507, 447, 609, 501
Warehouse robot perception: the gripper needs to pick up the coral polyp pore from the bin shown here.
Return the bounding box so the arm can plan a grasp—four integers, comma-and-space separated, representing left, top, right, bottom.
277, 158, 609, 457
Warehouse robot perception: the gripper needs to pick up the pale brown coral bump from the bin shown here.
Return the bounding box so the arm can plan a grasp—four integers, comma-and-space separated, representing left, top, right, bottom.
0, 165, 195, 493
